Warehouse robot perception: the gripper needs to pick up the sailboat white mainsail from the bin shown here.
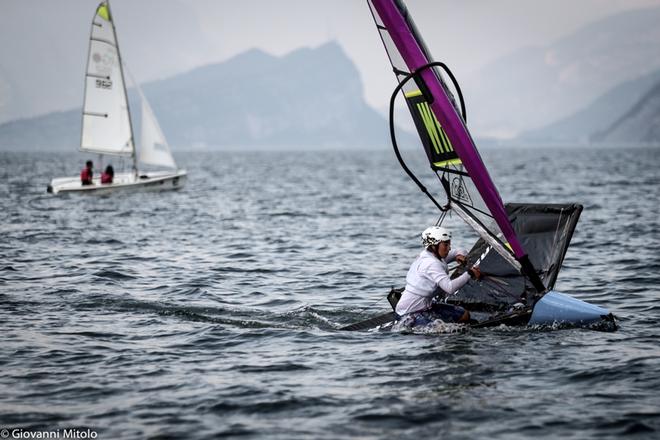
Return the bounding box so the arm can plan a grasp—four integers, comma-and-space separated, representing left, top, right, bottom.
80, 1, 134, 157
47, 0, 186, 195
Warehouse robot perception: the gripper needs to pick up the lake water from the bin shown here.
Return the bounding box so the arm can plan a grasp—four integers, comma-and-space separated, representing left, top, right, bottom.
1, 147, 659, 439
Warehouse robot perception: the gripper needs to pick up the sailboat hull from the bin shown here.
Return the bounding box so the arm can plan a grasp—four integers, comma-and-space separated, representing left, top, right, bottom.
528, 291, 613, 327
340, 291, 616, 331
47, 170, 186, 195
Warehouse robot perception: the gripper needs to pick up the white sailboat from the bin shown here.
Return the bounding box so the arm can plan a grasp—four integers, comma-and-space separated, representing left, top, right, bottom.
47, 1, 186, 195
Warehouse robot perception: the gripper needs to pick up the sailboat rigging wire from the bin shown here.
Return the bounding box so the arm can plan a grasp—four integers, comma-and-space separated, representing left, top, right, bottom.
436, 208, 448, 227
431, 62, 467, 123
436, 62, 467, 125
388, 62, 466, 212
354, 294, 389, 316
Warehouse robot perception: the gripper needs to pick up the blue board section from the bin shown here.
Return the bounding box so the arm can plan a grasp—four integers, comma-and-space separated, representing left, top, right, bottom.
529, 291, 610, 326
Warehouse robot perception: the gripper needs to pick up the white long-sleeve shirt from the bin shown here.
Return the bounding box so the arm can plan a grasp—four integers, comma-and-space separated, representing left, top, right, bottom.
395, 248, 471, 316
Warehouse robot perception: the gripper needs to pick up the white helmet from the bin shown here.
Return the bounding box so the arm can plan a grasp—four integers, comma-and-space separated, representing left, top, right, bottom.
421, 226, 451, 248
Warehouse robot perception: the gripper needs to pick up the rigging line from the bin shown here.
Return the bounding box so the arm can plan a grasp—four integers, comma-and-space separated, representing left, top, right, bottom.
427, 62, 467, 123
436, 208, 448, 227
450, 247, 522, 302
354, 293, 389, 316
550, 208, 565, 265
435, 166, 470, 177
481, 274, 526, 302
438, 172, 501, 220
388, 63, 463, 213
453, 263, 524, 303
441, 273, 521, 306
388, 61, 468, 213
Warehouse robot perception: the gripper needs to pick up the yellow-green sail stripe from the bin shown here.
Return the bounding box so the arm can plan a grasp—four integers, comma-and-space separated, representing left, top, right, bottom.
433, 158, 462, 168
97, 4, 110, 21
438, 123, 453, 152
406, 89, 456, 155
432, 112, 453, 153
420, 103, 443, 153
418, 102, 444, 153
404, 89, 422, 98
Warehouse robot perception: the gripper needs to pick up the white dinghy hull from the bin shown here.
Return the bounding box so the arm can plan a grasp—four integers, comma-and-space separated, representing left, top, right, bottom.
47, 170, 186, 195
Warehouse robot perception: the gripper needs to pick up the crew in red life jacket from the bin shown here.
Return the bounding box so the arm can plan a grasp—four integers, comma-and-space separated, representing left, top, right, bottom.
80, 160, 94, 185
101, 164, 114, 184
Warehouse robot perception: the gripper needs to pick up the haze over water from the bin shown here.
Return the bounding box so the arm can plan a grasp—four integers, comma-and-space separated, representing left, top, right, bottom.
1, 147, 659, 439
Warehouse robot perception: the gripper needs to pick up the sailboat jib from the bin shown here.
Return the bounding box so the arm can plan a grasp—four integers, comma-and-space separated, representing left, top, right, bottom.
139, 98, 177, 169
367, 0, 544, 291
122, 63, 178, 170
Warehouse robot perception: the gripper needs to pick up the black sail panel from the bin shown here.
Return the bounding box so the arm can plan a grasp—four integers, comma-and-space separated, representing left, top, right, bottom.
404, 91, 461, 168
448, 203, 583, 311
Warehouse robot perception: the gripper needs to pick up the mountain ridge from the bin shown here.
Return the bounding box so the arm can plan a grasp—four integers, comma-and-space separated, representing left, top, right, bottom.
0, 42, 407, 151
464, 6, 660, 139
518, 69, 660, 144
591, 80, 660, 144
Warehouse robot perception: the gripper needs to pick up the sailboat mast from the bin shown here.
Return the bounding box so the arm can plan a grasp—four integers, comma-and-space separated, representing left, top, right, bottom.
105, 0, 138, 177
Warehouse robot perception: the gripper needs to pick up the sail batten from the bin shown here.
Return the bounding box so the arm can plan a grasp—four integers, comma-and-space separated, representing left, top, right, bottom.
89, 37, 116, 46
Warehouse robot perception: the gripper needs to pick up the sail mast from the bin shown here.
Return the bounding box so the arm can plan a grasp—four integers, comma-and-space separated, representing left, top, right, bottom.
370, 0, 545, 293
105, 0, 138, 176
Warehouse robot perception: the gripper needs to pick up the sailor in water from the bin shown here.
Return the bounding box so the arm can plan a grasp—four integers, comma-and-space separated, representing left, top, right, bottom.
395, 226, 481, 326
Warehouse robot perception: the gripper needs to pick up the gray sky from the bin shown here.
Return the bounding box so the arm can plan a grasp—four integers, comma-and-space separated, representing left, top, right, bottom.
205, 0, 660, 111
2, 0, 660, 121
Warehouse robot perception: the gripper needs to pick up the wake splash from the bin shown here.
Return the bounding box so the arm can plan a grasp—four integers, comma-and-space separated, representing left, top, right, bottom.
391, 318, 470, 334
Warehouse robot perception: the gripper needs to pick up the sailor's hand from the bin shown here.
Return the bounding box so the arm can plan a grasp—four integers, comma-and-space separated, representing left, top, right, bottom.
455, 255, 467, 265
468, 266, 482, 280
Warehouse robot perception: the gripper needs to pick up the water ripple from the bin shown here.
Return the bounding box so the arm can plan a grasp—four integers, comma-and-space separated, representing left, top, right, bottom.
1, 148, 659, 439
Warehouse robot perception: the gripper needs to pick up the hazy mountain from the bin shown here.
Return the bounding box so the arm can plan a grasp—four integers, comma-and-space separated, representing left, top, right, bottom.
463, 6, 660, 138
590, 81, 660, 144
518, 69, 660, 144
0, 42, 404, 150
